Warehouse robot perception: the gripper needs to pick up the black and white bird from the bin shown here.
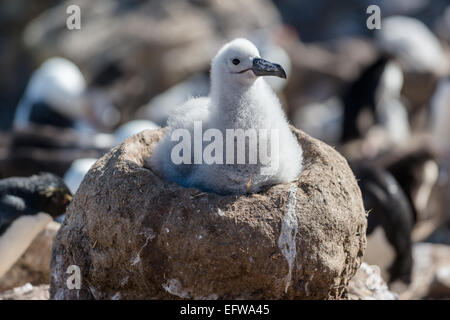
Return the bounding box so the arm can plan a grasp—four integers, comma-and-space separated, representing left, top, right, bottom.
150, 38, 302, 195
351, 163, 414, 283
0, 173, 72, 278
13, 57, 88, 131
351, 146, 439, 283
341, 54, 410, 145
385, 149, 439, 223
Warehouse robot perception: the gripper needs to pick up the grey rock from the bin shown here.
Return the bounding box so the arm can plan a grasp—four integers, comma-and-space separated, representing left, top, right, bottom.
347, 263, 397, 300
0, 222, 60, 291
50, 127, 366, 300
398, 243, 450, 299
0, 283, 49, 300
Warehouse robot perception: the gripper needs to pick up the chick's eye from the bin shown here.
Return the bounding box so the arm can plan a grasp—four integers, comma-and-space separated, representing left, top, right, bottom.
232, 58, 240, 65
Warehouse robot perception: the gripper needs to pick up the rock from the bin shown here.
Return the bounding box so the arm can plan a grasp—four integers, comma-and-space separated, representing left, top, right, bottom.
0, 222, 60, 291
0, 283, 49, 300
398, 243, 450, 299
50, 127, 366, 300
347, 263, 397, 300
428, 265, 450, 299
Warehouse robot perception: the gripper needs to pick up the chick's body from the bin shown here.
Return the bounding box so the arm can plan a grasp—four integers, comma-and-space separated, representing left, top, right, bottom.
150, 39, 302, 195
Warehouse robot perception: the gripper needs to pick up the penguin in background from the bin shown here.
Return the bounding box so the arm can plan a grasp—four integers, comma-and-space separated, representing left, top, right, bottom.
351, 163, 414, 284
13, 57, 121, 133
352, 147, 439, 284
0, 173, 72, 278
341, 54, 410, 145
385, 149, 439, 223
13, 57, 88, 131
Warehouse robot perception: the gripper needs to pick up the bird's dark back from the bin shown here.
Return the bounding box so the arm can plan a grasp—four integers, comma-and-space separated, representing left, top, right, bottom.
341, 55, 392, 142
28, 101, 75, 129
0, 173, 71, 218
351, 163, 414, 235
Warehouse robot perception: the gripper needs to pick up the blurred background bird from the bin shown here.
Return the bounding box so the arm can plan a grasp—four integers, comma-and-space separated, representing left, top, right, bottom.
13, 57, 88, 131
351, 162, 414, 284
0, 173, 72, 278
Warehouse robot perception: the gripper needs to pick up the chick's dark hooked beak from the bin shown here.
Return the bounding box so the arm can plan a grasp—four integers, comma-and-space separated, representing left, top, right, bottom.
252, 58, 287, 79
